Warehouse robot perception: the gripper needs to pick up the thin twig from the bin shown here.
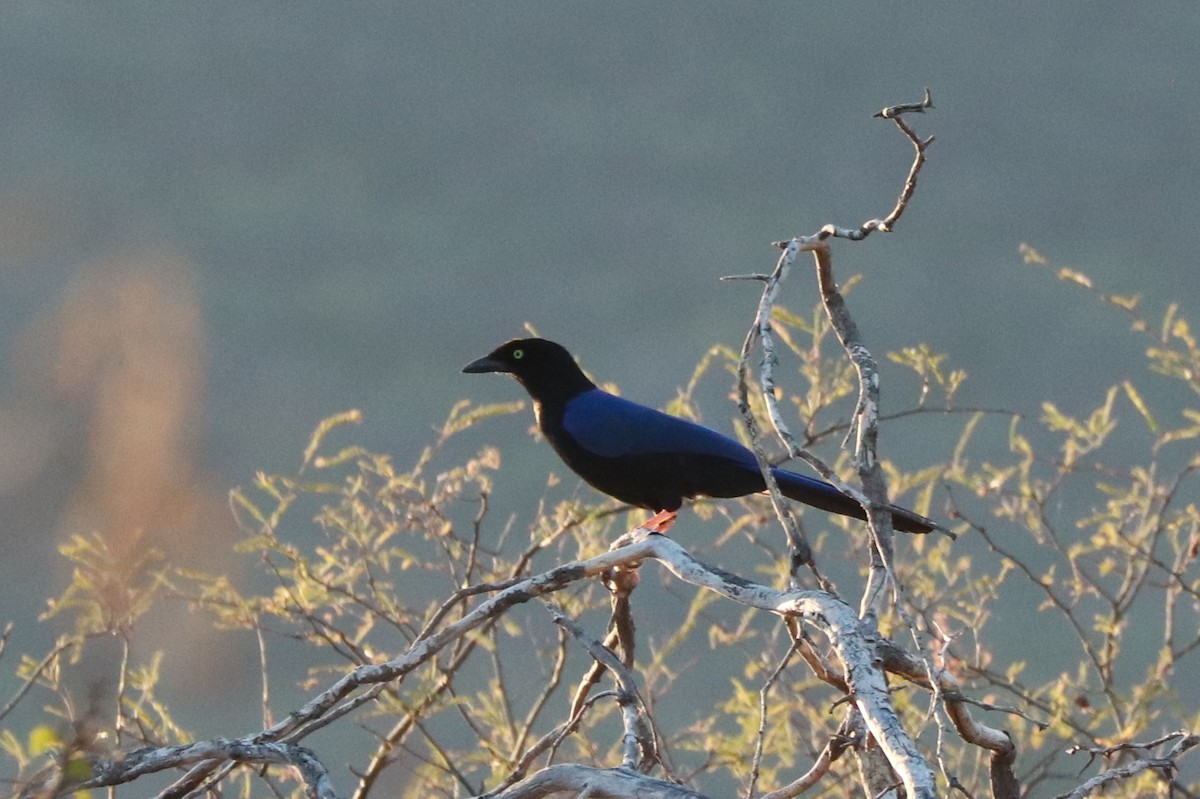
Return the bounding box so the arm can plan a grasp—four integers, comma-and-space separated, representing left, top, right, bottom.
0, 638, 73, 726
1058, 732, 1198, 799
746, 640, 798, 799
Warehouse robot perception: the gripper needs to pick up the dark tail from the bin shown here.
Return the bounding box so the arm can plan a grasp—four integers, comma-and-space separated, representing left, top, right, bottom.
770, 467, 936, 535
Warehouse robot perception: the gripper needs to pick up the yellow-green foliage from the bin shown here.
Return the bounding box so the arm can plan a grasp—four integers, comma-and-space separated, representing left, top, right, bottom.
2, 257, 1196, 798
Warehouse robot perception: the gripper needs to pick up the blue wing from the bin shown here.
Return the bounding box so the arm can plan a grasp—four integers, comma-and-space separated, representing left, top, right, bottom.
562, 389, 757, 466
559, 389, 935, 533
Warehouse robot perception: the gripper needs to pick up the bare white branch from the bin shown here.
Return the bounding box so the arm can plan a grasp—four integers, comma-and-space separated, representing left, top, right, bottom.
546, 604, 657, 773
1057, 732, 1198, 799
482, 763, 709, 799
85, 740, 339, 799
610, 531, 938, 799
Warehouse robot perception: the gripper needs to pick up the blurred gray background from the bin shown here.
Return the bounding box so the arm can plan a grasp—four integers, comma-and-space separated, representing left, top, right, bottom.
0, 0, 1197, 786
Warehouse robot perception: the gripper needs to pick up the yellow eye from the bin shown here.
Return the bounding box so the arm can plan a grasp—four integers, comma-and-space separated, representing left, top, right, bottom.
512, 349, 524, 360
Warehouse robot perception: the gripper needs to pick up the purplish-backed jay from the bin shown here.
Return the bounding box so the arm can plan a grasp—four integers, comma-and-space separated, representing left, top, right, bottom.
463, 338, 934, 534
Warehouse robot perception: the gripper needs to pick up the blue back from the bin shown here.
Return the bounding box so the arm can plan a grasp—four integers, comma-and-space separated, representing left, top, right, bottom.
562, 389, 757, 466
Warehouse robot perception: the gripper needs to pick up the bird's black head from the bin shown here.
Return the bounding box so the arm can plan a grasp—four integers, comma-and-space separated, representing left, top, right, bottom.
462, 338, 596, 403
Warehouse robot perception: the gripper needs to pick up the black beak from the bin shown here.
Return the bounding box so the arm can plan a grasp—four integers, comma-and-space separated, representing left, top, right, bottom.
462, 355, 508, 374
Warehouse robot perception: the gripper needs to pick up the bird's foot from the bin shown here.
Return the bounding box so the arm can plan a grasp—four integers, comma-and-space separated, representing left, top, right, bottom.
641, 509, 677, 536
611, 509, 678, 550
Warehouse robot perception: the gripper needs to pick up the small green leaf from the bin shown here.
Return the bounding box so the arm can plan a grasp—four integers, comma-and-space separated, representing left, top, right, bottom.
302, 409, 364, 468
28, 725, 61, 756
1121, 380, 1158, 433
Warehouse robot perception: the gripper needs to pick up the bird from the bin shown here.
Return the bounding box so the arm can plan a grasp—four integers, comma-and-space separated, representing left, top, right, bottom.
463, 338, 935, 534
